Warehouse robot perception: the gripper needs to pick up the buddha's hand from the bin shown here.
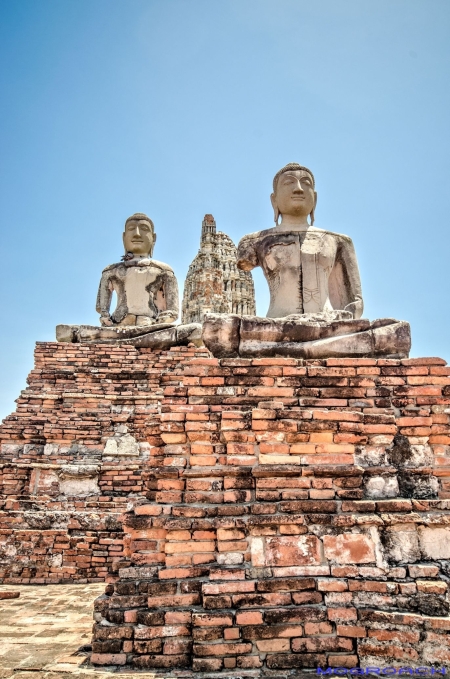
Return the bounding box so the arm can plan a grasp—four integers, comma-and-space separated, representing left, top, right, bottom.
100, 315, 114, 327
343, 302, 358, 319
157, 311, 177, 324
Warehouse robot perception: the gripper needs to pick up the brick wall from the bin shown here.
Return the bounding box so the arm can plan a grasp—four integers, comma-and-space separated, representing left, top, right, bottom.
90, 352, 450, 671
0, 342, 209, 582
1, 344, 449, 668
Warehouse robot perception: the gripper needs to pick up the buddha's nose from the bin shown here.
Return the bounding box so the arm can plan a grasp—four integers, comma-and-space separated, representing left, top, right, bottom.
293, 180, 304, 193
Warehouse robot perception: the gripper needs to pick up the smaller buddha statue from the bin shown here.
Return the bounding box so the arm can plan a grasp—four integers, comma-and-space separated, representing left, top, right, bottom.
56, 213, 202, 348
96, 213, 179, 327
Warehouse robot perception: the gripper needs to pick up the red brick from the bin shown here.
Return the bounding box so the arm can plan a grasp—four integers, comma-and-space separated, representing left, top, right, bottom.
202, 581, 255, 594
323, 534, 375, 564
317, 579, 348, 592
236, 611, 263, 625
256, 639, 290, 652
328, 655, 359, 668
337, 624, 367, 637
147, 594, 200, 607
260, 535, 322, 567
165, 611, 191, 623
327, 608, 357, 622
224, 627, 240, 640
368, 629, 420, 643
91, 653, 126, 665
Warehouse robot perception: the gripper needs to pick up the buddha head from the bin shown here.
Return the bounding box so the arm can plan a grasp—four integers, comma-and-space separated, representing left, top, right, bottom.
123, 213, 156, 257
270, 163, 317, 225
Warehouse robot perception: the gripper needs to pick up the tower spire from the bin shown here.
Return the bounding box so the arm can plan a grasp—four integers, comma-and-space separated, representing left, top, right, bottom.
201, 214, 216, 243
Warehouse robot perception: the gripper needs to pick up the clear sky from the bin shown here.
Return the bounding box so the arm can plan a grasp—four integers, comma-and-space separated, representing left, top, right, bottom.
0, 0, 449, 420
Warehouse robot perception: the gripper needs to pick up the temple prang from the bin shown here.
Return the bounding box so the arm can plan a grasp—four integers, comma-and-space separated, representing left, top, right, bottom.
182, 214, 256, 324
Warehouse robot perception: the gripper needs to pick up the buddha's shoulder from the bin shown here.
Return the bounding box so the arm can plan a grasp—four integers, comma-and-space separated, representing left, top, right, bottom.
312, 227, 355, 244
101, 259, 175, 274
238, 226, 354, 244
150, 259, 175, 274
101, 261, 124, 274
237, 228, 276, 246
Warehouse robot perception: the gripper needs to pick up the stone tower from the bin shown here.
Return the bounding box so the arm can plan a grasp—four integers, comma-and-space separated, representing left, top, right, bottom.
181, 214, 256, 324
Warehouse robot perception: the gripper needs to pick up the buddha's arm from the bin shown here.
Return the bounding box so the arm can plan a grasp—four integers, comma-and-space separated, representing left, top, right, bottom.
237, 235, 258, 272
156, 270, 179, 323
337, 237, 364, 319
96, 271, 114, 325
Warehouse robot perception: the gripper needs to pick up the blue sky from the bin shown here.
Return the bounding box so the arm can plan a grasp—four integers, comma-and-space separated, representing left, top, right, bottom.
0, 0, 449, 419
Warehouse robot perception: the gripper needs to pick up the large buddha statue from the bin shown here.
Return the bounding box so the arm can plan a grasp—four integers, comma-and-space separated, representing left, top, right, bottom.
202, 163, 410, 358
237, 164, 363, 320
56, 213, 201, 348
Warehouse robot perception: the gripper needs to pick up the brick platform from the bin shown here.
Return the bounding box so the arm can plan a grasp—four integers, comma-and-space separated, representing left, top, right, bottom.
0, 342, 208, 582
1, 344, 450, 671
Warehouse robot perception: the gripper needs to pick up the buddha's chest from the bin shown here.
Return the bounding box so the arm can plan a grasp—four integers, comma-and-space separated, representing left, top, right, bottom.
122, 266, 161, 311
259, 231, 337, 275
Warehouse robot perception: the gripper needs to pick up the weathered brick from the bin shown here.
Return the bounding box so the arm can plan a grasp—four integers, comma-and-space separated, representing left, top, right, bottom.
292, 636, 353, 652
192, 613, 233, 626
323, 533, 375, 564
193, 642, 252, 656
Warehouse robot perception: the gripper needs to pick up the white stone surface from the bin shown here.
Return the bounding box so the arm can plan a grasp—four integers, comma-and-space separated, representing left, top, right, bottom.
103, 432, 140, 457
365, 475, 399, 499
59, 476, 99, 497
58, 464, 100, 497
216, 552, 244, 565
418, 527, 450, 559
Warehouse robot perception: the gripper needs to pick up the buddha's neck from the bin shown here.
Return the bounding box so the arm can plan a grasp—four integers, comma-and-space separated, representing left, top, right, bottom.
129, 254, 151, 262
277, 215, 311, 230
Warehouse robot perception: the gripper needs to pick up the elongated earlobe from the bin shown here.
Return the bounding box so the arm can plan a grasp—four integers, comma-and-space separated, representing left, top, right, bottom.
270, 192, 280, 225
310, 191, 317, 225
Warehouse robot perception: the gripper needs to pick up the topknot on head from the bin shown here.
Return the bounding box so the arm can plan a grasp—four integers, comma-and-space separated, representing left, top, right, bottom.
273, 163, 315, 192
125, 213, 155, 230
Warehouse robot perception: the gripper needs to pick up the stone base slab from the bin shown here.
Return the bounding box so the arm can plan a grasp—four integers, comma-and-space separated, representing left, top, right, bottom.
202, 313, 411, 359
56, 322, 203, 348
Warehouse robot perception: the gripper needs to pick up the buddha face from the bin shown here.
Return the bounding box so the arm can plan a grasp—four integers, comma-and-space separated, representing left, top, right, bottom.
123, 218, 155, 256
271, 169, 317, 220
